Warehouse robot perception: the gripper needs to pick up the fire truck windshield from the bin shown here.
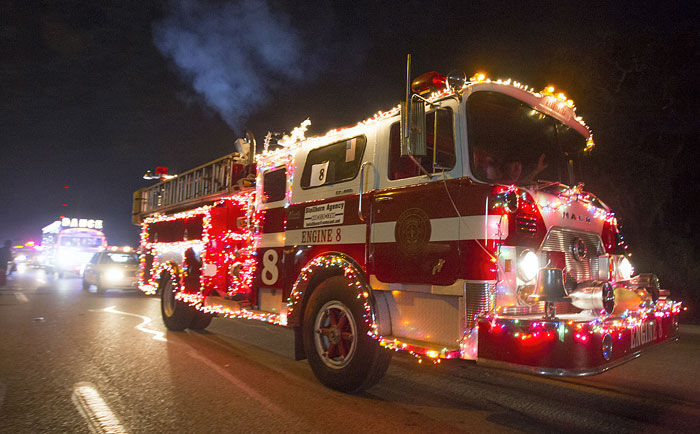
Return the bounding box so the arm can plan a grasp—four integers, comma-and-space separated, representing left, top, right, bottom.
467, 91, 587, 186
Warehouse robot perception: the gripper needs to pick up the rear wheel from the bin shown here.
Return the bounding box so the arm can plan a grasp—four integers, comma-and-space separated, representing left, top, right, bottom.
82, 279, 89, 291
189, 310, 214, 330
160, 278, 194, 331
303, 276, 391, 393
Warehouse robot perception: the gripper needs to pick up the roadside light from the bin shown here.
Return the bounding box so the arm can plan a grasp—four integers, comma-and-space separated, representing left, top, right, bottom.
518, 250, 539, 282
105, 268, 124, 283
617, 256, 633, 281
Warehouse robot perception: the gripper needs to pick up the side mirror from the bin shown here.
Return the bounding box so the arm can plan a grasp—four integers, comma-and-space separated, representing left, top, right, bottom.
400, 98, 426, 156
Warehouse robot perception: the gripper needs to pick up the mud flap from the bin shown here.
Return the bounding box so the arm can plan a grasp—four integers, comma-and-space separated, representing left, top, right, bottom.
294, 326, 306, 360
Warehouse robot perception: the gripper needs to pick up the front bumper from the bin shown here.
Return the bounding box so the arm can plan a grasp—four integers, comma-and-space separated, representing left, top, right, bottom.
102, 276, 139, 290
476, 301, 681, 376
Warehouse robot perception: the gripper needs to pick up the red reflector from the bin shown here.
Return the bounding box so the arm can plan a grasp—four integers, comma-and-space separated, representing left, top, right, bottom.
411, 71, 446, 95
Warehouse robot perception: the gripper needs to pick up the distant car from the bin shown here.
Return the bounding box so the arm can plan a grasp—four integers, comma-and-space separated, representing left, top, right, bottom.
83, 251, 139, 293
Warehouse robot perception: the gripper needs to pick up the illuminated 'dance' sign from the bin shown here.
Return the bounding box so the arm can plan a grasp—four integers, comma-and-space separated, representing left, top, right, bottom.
61, 218, 103, 229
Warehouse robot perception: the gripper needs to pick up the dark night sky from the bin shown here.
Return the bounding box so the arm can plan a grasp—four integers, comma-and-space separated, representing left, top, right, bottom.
1, 0, 696, 248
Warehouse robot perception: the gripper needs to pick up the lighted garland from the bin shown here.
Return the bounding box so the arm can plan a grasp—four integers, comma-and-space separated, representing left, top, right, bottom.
176, 291, 284, 325
198, 192, 261, 298
288, 255, 462, 364
138, 192, 261, 299
480, 299, 682, 346
535, 184, 615, 224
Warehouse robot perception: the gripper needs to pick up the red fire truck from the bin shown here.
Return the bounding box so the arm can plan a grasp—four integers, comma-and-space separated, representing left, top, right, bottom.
132, 68, 681, 392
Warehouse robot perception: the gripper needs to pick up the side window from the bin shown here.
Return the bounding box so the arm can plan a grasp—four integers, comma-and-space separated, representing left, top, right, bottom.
262, 167, 286, 203
389, 108, 455, 180
300, 136, 367, 189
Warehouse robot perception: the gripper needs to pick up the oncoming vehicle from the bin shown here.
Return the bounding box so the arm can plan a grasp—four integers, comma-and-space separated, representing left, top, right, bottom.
41, 218, 107, 277
132, 65, 681, 392
83, 250, 139, 294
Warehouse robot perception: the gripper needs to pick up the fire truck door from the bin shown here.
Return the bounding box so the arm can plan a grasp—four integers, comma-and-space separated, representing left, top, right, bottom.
370, 181, 461, 285
369, 111, 461, 286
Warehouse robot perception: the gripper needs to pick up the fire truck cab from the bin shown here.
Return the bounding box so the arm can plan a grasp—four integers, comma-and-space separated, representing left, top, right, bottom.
134, 70, 680, 392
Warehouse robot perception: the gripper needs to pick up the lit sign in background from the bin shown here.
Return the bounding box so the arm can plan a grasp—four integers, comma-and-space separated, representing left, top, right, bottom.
61, 218, 103, 229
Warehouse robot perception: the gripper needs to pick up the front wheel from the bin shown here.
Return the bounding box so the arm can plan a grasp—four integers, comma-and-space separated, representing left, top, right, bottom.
303, 276, 391, 393
160, 278, 194, 331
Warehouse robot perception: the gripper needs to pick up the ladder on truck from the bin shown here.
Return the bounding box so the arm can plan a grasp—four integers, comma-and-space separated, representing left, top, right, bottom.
132, 152, 250, 223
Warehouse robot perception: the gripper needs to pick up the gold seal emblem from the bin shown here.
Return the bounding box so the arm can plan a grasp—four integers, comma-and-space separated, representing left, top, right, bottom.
394, 208, 431, 256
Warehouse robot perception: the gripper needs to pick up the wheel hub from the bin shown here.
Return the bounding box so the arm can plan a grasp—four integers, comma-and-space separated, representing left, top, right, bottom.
313, 300, 358, 369
327, 325, 340, 344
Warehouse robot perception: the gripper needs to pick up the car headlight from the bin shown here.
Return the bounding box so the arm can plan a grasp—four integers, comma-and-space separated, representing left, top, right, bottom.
617, 256, 633, 281
518, 250, 539, 282
104, 268, 124, 283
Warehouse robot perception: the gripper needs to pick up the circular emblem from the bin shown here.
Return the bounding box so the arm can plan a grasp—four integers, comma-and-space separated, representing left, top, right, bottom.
395, 208, 431, 256
571, 237, 587, 262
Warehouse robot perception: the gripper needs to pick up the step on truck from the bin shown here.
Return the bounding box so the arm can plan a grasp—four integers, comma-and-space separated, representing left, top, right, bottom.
132, 65, 681, 392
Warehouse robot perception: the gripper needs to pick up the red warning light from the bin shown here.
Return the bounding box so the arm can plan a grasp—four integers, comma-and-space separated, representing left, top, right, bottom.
64, 186, 69, 189
411, 71, 447, 95
62, 203, 68, 207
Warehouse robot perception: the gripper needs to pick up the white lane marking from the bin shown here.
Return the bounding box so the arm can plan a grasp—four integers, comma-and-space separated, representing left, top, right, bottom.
72, 382, 127, 434
185, 350, 292, 419
15, 293, 28, 303
89, 306, 167, 342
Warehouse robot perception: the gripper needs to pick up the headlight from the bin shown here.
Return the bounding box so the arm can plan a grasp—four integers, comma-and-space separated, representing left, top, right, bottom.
617, 256, 633, 281
58, 255, 73, 266
518, 250, 539, 282
104, 268, 124, 283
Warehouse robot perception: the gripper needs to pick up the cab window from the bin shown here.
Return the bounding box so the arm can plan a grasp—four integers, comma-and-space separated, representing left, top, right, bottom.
389, 108, 455, 180
300, 136, 367, 189
262, 167, 286, 203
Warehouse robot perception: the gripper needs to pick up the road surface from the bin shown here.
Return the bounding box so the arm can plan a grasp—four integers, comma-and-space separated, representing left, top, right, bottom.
1, 268, 699, 433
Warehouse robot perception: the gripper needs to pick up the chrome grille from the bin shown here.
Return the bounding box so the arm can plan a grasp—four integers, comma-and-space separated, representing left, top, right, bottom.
465, 282, 494, 329
540, 227, 604, 282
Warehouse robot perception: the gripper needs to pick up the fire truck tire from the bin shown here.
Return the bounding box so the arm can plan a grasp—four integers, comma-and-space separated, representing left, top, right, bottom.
189, 310, 214, 330
302, 276, 391, 393
160, 278, 194, 331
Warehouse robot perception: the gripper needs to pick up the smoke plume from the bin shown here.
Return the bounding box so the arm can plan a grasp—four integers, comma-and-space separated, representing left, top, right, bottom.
153, 0, 314, 131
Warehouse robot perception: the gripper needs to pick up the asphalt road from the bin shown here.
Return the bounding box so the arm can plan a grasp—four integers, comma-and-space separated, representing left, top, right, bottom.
1, 268, 699, 433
